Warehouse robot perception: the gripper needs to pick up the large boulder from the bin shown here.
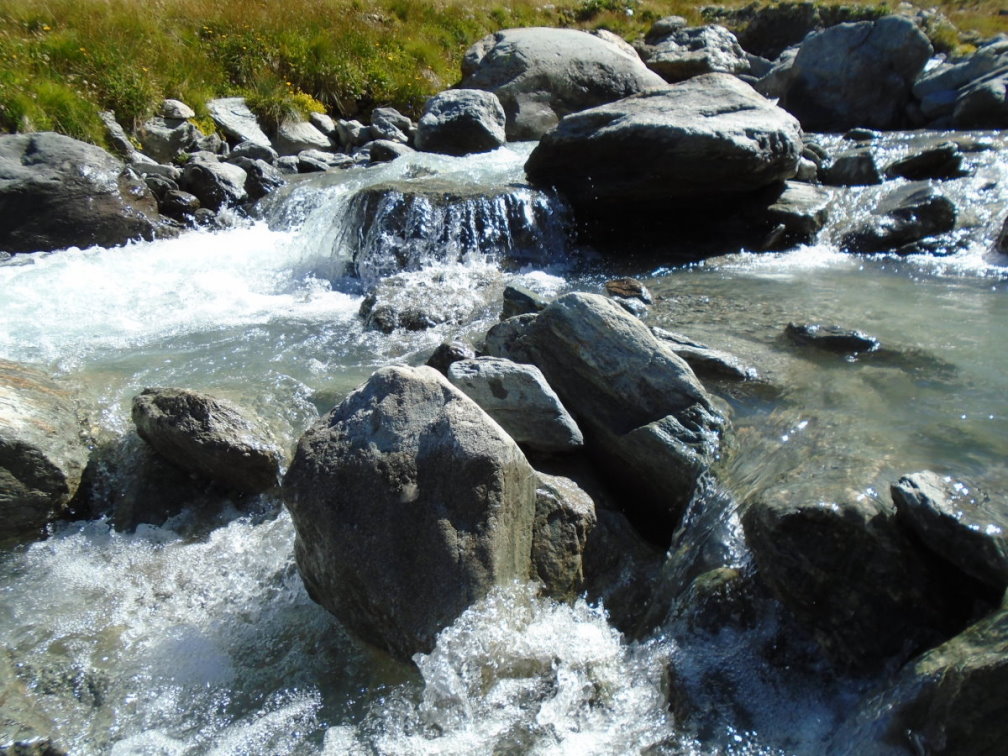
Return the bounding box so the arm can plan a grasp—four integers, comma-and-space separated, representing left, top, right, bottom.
638, 24, 749, 83
0, 132, 164, 254
273, 119, 332, 156
483, 293, 726, 534
953, 68, 1008, 129
281, 366, 537, 659
781, 16, 932, 130
131, 388, 282, 494
460, 27, 668, 140
524, 74, 802, 210
832, 597, 1008, 755
913, 37, 1008, 123
0, 361, 89, 543
179, 159, 248, 211
414, 89, 506, 156
446, 357, 583, 454
136, 116, 203, 164
742, 491, 985, 672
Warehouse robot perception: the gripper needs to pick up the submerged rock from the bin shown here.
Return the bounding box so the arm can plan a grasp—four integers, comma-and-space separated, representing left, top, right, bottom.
891, 471, 1008, 591
785, 322, 880, 354
652, 328, 758, 382
532, 472, 597, 601
0, 132, 165, 254
414, 89, 506, 156
0, 360, 89, 543
131, 388, 282, 494
282, 366, 537, 659
524, 74, 801, 210
460, 27, 667, 140
447, 357, 583, 454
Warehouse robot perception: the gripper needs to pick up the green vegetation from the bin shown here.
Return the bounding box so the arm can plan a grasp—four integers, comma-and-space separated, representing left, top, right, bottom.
0, 0, 1005, 148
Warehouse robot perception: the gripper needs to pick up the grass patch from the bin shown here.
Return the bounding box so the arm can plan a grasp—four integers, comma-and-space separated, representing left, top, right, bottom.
1, 0, 1006, 148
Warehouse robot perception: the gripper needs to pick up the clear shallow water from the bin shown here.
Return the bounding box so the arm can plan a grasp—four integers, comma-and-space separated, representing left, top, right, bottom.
1, 137, 1007, 754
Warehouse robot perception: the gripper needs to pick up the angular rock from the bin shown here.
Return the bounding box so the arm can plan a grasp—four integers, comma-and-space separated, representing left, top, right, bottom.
131, 388, 282, 494
604, 277, 652, 304
483, 313, 539, 364
953, 67, 1008, 129
229, 140, 279, 164
501, 285, 548, 320
652, 328, 758, 382
0, 361, 88, 543
335, 119, 371, 151
228, 157, 285, 202
761, 181, 834, 247
639, 24, 749, 83
841, 184, 957, 254
137, 116, 202, 164
415, 89, 506, 156
425, 341, 476, 376
369, 107, 411, 144
822, 149, 881, 186
309, 112, 337, 137
179, 159, 247, 211
753, 45, 799, 100
738, 2, 822, 60
368, 139, 414, 163
832, 598, 1008, 755
460, 27, 668, 140
524, 74, 802, 209
0, 132, 164, 254
884, 142, 965, 180
785, 322, 880, 354
98, 111, 137, 159
483, 293, 726, 533
143, 173, 177, 203
892, 471, 1008, 591
161, 99, 195, 120
282, 365, 537, 659
782, 16, 933, 131
274, 120, 332, 157
532, 472, 596, 601
297, 149, 353, 173
207, 97, 271, 147
158, 189, 201, 222
743, 491, 984, 671
447, 357, 583, 454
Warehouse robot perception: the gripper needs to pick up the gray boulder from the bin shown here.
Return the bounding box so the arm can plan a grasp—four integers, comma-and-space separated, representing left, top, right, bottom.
953, 67, 1008, 128
785, 322, 880, 354
309, 112, 337, 137
822, 149, 882, 186
840, 184, 956, 254
742, 491, 977, 671
761, 181, 834, 248
884, 141, 965, 180
98, 111, 138, 160
782, 16, 932, 130
131, 388, 282, 494
281, 365, 537, 659
207, 97, 271, 147
425, 341, 476, 376
460, 27, 667, 140
297, 149, 353, 172
158, 190, 201, 223
447, 357, 583, 454
0, 132, 164, 254
483, 293, 726, 532
415, 89, 506, 156
892, 471, 1008, 591
368, 139, 414, 163
532, 472, 596, 601
0, 361, 89, 543
524, 74, 802, 209
753, 45, 799, 100
273, 119, 332, 156
228, 157, 285, 202
913, 37, 1008, 122
501, 284, 549, 320
639, 24, 749, 83
179, 159, 247, 211
335, 119, 371, 151
161, 99, 195, 120
137, 116, 202, 164
369, 107, 411, 144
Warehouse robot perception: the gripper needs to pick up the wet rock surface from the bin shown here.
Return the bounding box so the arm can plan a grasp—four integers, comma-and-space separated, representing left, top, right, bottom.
131, 387, 282, 494
282, 366, 537, 659
531, 472, 596, 601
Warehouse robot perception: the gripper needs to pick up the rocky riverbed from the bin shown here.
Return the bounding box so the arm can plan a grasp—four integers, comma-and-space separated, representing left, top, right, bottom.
2, 10, 1008, 755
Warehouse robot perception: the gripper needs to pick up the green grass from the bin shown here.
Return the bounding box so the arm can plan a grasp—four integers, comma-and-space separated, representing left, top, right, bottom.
0, 0, 1005, 149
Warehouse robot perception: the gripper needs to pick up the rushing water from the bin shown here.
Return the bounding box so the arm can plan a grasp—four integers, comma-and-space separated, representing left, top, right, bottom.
1, 137, 1006, 754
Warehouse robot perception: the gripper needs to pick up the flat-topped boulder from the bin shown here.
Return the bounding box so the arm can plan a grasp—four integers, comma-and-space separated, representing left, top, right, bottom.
206, 97, 271, 147
524, 74, 801, 209
460, 27, 667, 140
0, 132, 165, 254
